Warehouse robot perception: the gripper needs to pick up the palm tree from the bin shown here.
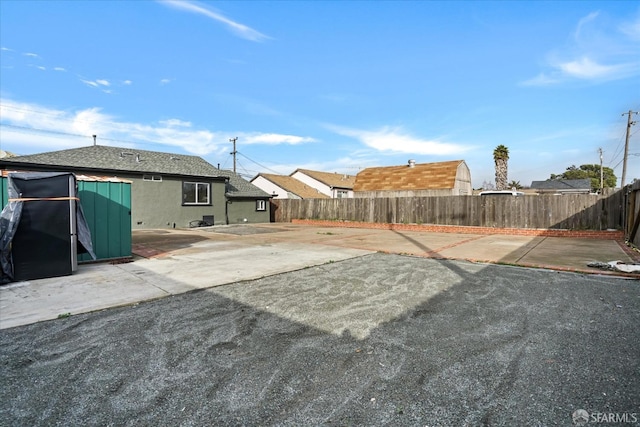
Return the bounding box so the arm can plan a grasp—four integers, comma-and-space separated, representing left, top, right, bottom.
493, 145, 509, 190
508, 180, 522, 190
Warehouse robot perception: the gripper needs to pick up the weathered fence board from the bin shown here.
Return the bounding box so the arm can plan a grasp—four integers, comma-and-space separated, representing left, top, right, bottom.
273, 192, 624, 230
623, 181, 640, 245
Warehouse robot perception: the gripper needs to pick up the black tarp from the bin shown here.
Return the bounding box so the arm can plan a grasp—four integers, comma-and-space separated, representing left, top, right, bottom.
0, 172, 96, 284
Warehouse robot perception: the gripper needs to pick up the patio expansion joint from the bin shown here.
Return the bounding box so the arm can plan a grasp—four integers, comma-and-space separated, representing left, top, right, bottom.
512, 236, 548, 264
424, 234, 487, 256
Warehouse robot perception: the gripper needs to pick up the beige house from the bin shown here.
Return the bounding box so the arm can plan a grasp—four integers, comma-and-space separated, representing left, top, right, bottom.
354, 159, 472, 197
250, 173, 329, 199
289, 169, 356, 198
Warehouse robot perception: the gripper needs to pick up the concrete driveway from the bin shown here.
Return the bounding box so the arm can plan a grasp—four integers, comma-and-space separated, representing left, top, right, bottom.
0, 223, 637, 330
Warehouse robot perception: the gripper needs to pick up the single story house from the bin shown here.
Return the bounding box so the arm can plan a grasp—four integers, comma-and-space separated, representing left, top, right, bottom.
0, 144, 272, 229
225, 171, 273, 223
250, 173, 329, 199
530, 179, 593, 195
289, 169, 356, 198
353, 159, 472, 197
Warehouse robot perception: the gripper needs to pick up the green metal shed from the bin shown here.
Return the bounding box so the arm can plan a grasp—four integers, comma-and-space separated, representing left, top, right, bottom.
1, 174, 132, 262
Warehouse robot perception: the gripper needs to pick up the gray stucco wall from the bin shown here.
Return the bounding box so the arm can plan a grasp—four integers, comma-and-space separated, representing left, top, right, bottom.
226, 198, 271, 224
125, 175, 227, 229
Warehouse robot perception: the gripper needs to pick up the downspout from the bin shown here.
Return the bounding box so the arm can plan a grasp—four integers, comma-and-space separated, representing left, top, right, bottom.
224, 177, 230, 225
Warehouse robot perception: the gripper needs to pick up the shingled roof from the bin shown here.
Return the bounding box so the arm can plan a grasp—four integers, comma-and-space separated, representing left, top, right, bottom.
291, 169, 356, 189
354, 160, 466, 191
530, 179, 592, 190
225, 170, 271, 199
0, 145, 228, 179
257, 173, 329, 199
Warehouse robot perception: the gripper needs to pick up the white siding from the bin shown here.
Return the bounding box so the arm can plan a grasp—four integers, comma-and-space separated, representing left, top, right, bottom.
453, 162, 472, 195
290, 171, 332, 197
250, 176, 289, 199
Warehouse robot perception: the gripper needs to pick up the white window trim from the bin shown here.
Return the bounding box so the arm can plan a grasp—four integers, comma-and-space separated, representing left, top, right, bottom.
183, 181, 211, 205
256, 199, 267, 211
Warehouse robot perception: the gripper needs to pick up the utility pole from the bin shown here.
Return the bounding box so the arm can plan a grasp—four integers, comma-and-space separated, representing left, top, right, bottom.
599, 147, 603, 192
621, 110, 638, 187
229, 137, 238, 173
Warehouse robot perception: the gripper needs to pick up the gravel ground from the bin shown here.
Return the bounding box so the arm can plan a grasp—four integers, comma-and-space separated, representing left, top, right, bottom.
1, 253, 639, 426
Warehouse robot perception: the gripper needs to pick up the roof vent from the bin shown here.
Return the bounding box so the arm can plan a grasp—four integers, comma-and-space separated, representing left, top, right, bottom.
408, 159, 416, 168
135, 154, 140, 162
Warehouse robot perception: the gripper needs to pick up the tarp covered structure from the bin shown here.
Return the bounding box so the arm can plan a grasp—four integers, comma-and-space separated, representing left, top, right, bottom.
0, 172, 96, 284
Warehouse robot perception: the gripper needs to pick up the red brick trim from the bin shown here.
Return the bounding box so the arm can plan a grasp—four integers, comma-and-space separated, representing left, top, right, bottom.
291, 219, 624, 240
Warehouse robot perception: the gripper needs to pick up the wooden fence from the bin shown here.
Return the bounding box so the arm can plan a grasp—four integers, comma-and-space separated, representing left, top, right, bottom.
623, 181, 640, 245
272, 192, 624, 231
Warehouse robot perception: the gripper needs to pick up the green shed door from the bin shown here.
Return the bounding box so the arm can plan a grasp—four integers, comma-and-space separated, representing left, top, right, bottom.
77, 181, 132, 261
0, 177, 7, 207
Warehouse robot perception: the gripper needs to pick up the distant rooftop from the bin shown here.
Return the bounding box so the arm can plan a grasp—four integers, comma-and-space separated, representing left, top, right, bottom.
257, 173, 329, 199
291, 169, 356, 189
530, 179, 592, 190
354, 160, 467, 191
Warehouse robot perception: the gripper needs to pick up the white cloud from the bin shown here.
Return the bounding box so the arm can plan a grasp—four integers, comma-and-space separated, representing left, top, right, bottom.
1, 47, 12, 51
81, 80, 99, 88
80, 78, 113, 91
520, 73, 560, 87
557, 56, 622, 79
240, 133, 315, 145
329, 125, 471, 156
574, 11, 600, 40
523, 11, 640, 86
36, 66, 46, 71
23, 52, 39, 58
619, 14, 640, 41
159, 118, 192, 127
0, 99, 314, 157
159, 0, 270, 42
53, 67, 66, 72
122, 80, 132, 85
160, 78, 172, 85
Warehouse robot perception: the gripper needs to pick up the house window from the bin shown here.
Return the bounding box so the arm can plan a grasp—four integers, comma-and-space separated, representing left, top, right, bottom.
337, 190, 348, 198
143, 174, 162, 182
183, 182, 210, 205
256, 200, 267, 211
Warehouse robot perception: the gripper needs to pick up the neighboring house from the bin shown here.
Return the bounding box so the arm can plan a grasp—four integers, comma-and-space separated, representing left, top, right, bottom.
225, 170, 273, 223
353, 159, 472, 197
530, 179, 593, 195
290, 169, 356, 198
0, 145, 271, 229
250, 173, 329, 199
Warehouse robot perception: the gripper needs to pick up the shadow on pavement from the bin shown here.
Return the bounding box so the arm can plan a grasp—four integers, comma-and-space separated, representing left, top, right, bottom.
1, 253, 638, 426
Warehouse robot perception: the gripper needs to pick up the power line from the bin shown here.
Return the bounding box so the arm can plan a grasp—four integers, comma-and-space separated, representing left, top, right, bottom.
237, 151, 282, 175
607, 125, 629, 167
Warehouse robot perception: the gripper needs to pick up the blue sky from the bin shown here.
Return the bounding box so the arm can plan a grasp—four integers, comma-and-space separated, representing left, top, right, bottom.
1, 1, 638, 187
